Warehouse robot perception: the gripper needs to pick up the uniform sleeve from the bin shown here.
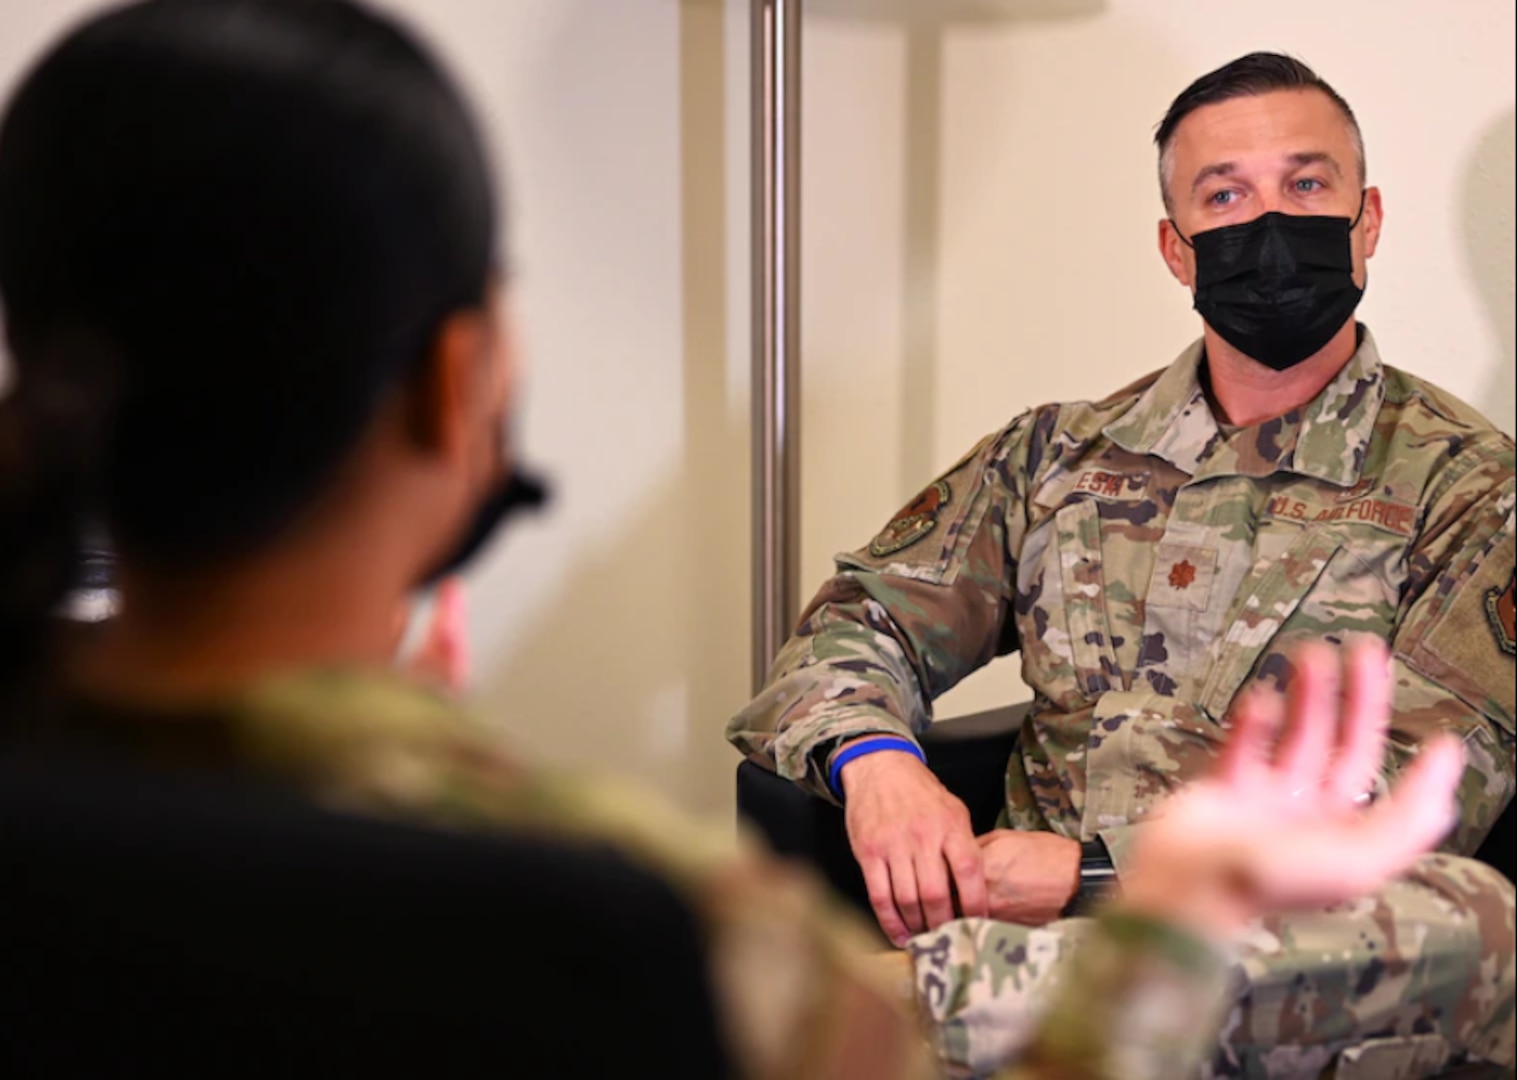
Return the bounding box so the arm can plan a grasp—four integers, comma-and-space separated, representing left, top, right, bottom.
994, 912, 1233, 1080
1388, 439, 1515, 854
725, 423, 1029, 801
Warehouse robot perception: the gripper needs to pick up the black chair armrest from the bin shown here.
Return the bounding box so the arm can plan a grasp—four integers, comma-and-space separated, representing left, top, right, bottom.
735, 704, 1028, 920
1473, 799, 1514, 883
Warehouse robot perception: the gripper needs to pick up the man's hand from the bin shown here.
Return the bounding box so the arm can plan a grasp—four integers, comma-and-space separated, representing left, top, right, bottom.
976, 829, 1081, 926
1122, 639, 1464, 940
840, 749, 987, 946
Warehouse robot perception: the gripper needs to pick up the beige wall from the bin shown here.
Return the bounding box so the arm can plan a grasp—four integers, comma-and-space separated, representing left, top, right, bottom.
2, 1, 1512, 817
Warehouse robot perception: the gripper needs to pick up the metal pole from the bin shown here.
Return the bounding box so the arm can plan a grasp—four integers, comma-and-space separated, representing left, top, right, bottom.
750, 0, 803, 694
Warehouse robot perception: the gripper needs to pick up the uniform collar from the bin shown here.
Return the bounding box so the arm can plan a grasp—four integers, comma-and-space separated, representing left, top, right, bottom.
1104, 325, 1386, 488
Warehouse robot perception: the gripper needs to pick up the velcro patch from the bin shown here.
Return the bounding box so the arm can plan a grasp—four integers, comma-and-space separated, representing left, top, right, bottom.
1412, 529, 1516, 727
1488, 570, 1516, 657
868, 480, 951, 558
1147, 542, 1218, 612
1264, 493, 1417, 537
1070, 468, 1150, 502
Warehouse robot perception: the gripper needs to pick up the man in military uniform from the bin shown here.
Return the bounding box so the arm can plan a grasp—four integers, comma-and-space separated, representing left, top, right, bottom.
729, 52, 1516, 1078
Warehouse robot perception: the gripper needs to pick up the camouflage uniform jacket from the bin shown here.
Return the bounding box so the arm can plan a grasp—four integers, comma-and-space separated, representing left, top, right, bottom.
728, 326, 1517, 871
45, 668, 1236, 1080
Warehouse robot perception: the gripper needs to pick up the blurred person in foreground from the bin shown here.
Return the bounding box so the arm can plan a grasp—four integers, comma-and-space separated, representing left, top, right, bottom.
0, 4, 1491, 1078
729, 51, 1516, 1079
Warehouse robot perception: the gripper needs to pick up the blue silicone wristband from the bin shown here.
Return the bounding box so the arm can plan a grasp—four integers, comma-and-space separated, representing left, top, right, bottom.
828, 736, 927, 800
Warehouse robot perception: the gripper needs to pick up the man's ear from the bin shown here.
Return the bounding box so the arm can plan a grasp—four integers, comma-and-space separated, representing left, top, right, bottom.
1158, 218, 1193, 287
406, 310, 488, 461
1360, 186, 1384, 260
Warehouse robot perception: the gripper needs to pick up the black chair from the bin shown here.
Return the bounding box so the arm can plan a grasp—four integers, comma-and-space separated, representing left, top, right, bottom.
736, 703, 1516, 923
1476, 788, 1516, 881
0, 752, 732, 1078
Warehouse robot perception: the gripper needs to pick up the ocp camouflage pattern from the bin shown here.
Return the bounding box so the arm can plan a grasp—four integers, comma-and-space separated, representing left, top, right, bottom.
729, 327, 1516, 1078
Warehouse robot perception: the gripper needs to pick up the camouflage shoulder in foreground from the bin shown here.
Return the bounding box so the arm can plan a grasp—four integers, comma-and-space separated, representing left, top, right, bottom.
89, 668, 941, 1080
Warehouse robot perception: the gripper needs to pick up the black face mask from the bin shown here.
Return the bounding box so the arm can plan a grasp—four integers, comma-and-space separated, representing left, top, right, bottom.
1174, 196, 1366, 371
418, 469, 549, 587
415, 394, 553, 586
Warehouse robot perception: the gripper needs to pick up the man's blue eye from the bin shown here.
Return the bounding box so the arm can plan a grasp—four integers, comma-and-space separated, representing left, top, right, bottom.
1294, 178, 1323, 193
1209, 190, 1235, 206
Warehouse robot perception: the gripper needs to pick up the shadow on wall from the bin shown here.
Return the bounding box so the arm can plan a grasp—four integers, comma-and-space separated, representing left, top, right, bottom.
1462, 108, 1516, 437
476, 0, 747, 819
809, 0, 1107, 489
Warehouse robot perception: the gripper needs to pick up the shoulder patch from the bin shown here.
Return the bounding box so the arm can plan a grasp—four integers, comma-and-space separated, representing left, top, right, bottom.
868, 480, 951, 557
1487, 570, 1516, 657
1406, 528, 1517, 729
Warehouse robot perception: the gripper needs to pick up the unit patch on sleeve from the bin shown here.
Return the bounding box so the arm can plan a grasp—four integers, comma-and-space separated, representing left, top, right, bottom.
868, 480, 952, 558
1487, 569, 1516, 657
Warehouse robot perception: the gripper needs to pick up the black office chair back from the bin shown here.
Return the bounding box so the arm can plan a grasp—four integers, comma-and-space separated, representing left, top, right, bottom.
0, 753, 732, 1077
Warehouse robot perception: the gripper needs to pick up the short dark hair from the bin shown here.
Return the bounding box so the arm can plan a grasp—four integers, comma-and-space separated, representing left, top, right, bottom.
1154, 52, 1364, 210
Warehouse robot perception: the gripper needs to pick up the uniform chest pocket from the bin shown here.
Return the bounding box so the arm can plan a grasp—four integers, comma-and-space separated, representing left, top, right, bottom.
1053, 499, 1122, 698
1198, 527, 1343, 720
